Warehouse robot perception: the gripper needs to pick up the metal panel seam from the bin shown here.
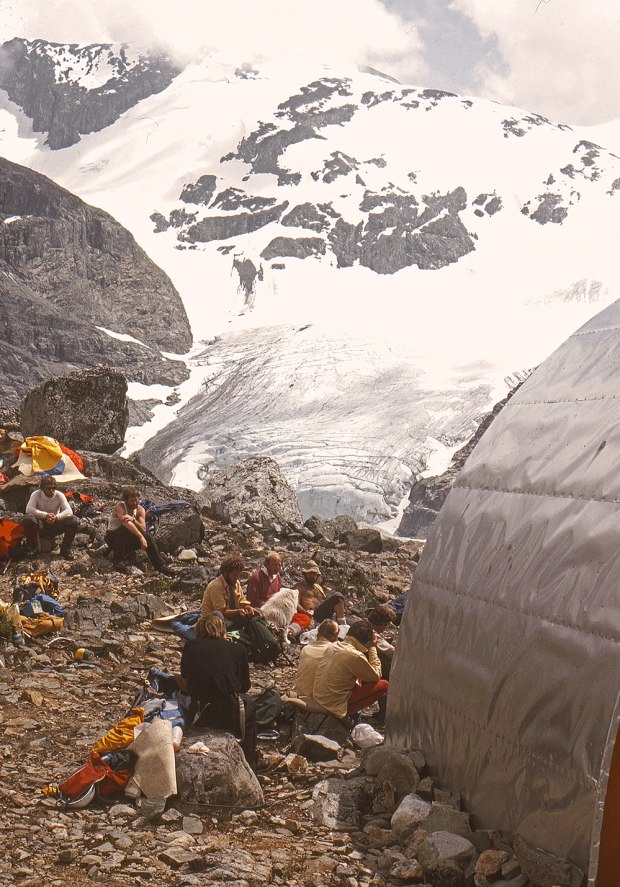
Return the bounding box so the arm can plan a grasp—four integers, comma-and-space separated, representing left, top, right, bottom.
452, 481, 620, 505
414, 577, 620, 644
412, 686, 592, 787
574, 327, 620, 336
501, 396, 620, 405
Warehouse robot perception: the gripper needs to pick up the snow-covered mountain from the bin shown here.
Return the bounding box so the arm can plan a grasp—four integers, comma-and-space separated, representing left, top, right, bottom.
1, 40, 619, 524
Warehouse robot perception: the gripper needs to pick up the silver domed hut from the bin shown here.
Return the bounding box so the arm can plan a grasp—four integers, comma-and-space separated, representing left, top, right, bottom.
386, 299, 620, 886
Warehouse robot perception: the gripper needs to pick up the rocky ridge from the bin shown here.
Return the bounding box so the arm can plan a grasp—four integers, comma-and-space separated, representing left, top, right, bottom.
397, 378, 529, 538
0, 38, 183, 149
0, 154, 192, 406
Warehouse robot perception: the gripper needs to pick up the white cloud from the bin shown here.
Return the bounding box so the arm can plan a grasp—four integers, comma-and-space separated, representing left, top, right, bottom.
450, 0, 620, 125
0, 0, 425, 75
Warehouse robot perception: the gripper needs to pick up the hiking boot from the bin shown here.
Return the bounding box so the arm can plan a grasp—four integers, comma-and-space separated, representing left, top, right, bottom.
26, 541, 41, 555
59, 546, 74, 561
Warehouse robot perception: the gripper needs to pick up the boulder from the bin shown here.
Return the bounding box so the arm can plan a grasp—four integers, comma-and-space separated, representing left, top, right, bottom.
291, 733, 342, 761
152, 508, 205, 554
175, 733, 264, 811
425, 804, 473, 839
339, 527, 383, 553
304, 513, 358, 542
291, 709, 351, 746
202, 456, 303, 531
20, 368, 129, 454
311, 776, 372, 830
422, 859, 466, 887
391, 793, 432, 836
375, 754, 421, 799
418, 831, 476, 868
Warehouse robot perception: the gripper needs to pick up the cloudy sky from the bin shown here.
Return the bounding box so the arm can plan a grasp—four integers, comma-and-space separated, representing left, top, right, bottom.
0, 0, 618, 126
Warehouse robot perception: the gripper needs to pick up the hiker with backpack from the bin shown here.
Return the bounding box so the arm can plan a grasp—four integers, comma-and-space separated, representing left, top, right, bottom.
105, 486, 175, 576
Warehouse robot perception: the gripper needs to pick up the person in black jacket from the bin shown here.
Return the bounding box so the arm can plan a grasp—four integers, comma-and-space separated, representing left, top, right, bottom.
180, 613, 256, 767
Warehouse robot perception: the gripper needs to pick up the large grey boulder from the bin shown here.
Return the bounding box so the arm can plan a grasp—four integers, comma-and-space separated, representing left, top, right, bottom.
153, 508, 205, 554
417, 831, 476, 868
175, 733, 263, 812
202, 455, 303, 531
391, 793, 432, 836
20, 368, 129, 454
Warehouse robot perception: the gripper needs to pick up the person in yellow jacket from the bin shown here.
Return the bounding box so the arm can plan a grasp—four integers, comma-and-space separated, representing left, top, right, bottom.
311, 619, 388, 719
294, 619, 339, 697
200, 555, 260, 627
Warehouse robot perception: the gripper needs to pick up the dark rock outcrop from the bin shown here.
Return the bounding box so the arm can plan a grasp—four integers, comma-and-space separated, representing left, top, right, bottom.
0, 154, 192, 405
398, 383, 526, 539
20, 367, 129, 454
0, 39, 183, 150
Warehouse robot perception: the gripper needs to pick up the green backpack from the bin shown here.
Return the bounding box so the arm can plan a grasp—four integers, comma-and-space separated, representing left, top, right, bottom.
235, 615, 282, 663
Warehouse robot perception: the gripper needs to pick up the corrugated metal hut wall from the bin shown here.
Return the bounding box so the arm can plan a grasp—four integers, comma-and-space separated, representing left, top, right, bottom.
385, 299, 620, 883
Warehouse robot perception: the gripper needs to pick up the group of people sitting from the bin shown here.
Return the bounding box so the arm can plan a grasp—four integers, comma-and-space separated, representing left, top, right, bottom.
290, 603, 395, 723
179, 553, 398, 770
199, 550, 348, 636
22, 480, 175, 576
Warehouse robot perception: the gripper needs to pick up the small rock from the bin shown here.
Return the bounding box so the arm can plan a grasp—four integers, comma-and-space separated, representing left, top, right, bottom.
418, 831, 475, 867
390, 858, 424, 880
284, 752, 307, 774
107, 804, 137, 820
182, 815, 203, 835
138, 796, 167, 822
161, 807, 183, 822
417, 776, 434, 801
475, 849, 509, 876
501, 857, 521, 879
158, 847, 203, 869
79, 854, 103, 867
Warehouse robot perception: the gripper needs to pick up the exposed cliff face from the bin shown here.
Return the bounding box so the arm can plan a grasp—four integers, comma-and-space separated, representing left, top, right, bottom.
0, 39, 182, 149
0, 155, 191, 406
397, 380, 527, 538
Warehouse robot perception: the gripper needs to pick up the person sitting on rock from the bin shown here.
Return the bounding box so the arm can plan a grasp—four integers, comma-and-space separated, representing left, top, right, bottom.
105, 486, 174, 576
246, 551, 282, 608
294, 619, 339, 697
291, 561, 346, 637
24, 476, 79, 560
310, 619, 388, 721
201, 555, 260, 627
180, 613, 256, 768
